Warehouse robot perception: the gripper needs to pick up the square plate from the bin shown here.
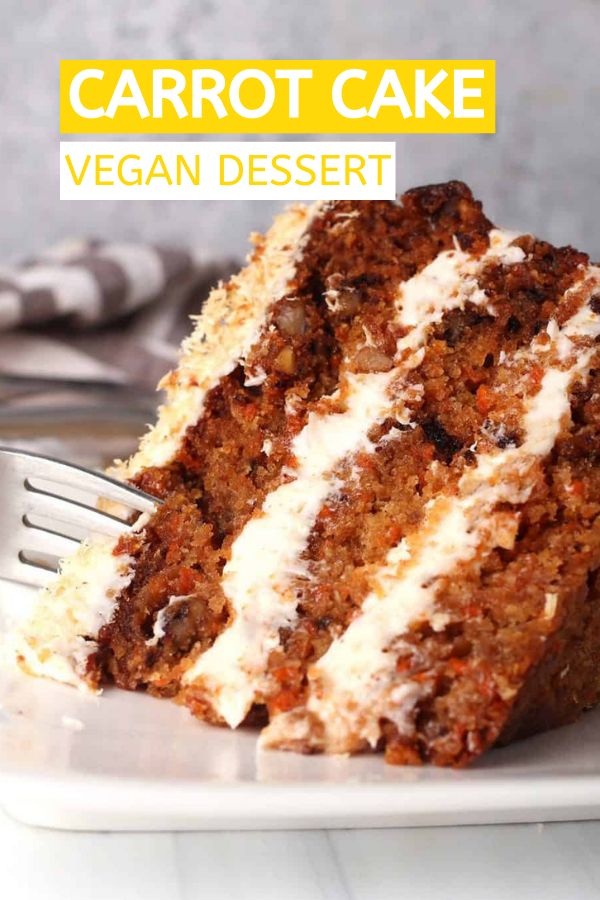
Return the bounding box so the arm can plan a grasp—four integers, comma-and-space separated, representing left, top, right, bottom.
2, 580, 600, 831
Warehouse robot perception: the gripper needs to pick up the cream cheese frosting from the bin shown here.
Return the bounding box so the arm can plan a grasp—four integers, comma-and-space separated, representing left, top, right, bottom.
16, 533, 138, 689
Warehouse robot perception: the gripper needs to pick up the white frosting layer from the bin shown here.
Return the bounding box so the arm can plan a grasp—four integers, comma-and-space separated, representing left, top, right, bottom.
16, 533, 139, 690
187, 228, 526, 727
275, 269, 600, 753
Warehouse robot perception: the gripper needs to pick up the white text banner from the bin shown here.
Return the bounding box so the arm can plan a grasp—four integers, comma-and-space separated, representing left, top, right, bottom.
60, 141, 396, 201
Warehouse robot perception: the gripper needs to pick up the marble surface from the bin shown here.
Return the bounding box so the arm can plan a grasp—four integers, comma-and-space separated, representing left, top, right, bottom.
3, 806, 600, 899
1, 0, 600, 263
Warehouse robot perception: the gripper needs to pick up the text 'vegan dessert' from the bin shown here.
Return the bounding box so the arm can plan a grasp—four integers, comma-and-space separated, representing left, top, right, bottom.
17, 182, 600, 766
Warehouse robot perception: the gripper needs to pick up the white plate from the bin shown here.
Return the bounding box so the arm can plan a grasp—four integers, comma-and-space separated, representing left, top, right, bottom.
2, 581, 600, 831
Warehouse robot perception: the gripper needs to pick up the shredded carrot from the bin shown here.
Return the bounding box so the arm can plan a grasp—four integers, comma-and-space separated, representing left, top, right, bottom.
177, 567, 197, 594
240, 402, 258, 421
395, 657, 412, 673
529, 365, 544, 387
357, 451, 377, 471
318, 505, 335, 520
272, 666, 298, 685
448, 657, 468, 675
476, 384, 493, 415
271, 689, 300, 713
388, 523, 403, 545
422, 444, 435, 462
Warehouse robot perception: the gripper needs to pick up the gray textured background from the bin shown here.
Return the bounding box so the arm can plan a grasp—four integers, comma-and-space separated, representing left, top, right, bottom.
1, 0, 599, 263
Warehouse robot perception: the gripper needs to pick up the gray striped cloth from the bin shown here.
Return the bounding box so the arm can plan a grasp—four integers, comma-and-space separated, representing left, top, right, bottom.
0, 239, 236, 468
0, 240, 197, 330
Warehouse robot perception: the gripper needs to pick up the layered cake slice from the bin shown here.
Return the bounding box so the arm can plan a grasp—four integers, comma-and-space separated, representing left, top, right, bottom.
16, 182, 600, 766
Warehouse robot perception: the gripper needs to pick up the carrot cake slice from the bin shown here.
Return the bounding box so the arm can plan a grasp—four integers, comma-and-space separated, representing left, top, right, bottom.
16, 182, 600, 766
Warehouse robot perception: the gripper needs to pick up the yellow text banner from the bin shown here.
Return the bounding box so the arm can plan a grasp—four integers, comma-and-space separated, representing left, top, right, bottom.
60, 60, 495, 134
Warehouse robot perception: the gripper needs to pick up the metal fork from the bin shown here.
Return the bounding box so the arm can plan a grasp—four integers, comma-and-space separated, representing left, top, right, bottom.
0, 447, 158, 588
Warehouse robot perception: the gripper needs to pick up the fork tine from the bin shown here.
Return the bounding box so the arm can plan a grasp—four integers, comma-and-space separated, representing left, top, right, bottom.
22, 487, 131, 539
0, 447, 158, 589
0, 447, 156, 514
1, 554, 55, 588
21, 519, 81, 561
